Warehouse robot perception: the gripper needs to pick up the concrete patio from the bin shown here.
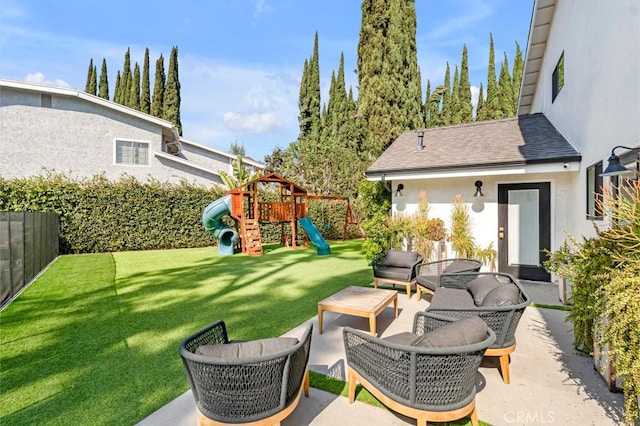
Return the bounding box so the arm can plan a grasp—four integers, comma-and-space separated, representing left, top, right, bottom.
138, 281, 624, 425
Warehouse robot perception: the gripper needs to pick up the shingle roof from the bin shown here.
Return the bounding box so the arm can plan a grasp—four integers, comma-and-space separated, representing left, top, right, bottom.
366, 113, 581, 176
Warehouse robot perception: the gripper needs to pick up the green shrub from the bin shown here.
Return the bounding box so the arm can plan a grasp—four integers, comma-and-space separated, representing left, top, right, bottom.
0, 172, 223, 254
544, 177, 640, 424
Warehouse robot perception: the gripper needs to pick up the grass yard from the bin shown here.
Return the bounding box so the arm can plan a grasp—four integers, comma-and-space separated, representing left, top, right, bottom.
0, 240, 372, 425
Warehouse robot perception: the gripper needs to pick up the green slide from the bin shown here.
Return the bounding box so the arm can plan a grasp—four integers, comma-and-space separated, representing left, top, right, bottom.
202, 195, 238, 256
298, 216, 331, 256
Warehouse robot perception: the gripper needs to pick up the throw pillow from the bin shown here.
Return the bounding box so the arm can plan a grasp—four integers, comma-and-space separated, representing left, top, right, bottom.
196, 337, 299, 359
481, 284, 520, 307
443, 259, 476, 273
467, 275, 503, 305
415, 316, 488, 348
385, 250, 418, 268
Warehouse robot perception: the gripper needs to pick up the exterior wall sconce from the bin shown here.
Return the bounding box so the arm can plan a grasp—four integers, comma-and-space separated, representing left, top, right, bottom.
395, 183, 404, 197
473, 180, 484, 197
601, 145, 640, 176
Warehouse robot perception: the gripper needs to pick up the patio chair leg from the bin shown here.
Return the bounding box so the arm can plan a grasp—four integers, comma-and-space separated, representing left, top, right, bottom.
347, 368, 356, 404
470, 404, 479, 426
499, 354, 510, 384
304, 369, 310, 397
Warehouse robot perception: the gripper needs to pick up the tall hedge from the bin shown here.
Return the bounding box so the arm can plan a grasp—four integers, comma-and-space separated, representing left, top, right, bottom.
0, 173, 223, 254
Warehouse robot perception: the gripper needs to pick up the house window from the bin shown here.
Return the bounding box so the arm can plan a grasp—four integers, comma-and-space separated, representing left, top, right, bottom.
114, 139, 150, 166
552, 52, 564, 102
586, 161, 603, 220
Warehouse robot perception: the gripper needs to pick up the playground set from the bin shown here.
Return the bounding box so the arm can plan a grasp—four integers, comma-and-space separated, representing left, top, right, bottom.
202, 173, 359, 256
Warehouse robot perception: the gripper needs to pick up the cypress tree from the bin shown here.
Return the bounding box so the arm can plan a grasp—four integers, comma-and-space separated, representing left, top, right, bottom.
98, 59, 109, 100
84, 58, 97, 95
483, 33, 500, 120
459, 44, 473, 123
297, 33, 321, 140
498, 52, 514, 117
84, 58, 93, 93
129, 63, 141, 111
163, 46, 182, 134
141, 48, 151, 114
308, 33, 322, 140
475, 83, 485, 120
114, 71, 122, 103
424, 79, 431, 127
440, 63, 452, 126
357, 0, 423, 158
297, 58, 310, 135
296, 33, 323, 193
427, 85, 444, 128
151, 54, 165, 118
450, 65, 461, 125
511, 42, 524, 114
121, 48, 132, 107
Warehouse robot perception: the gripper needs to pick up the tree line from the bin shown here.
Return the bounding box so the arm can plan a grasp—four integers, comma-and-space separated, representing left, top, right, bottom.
264, 2, 523, 203
84, 46, 182, 134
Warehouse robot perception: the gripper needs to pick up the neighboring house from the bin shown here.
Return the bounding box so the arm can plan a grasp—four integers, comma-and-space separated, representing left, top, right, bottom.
0, 79, 264, 187
366, 0, 640, 282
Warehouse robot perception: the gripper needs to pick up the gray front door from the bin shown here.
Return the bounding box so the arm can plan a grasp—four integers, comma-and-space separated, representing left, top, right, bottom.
497, 183, 551, 281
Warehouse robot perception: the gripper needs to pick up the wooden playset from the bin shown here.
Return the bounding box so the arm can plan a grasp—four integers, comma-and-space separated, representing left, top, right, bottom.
225, 173, 358, 256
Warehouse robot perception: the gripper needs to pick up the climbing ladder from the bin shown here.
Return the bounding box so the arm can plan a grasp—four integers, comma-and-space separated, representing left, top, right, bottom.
241, 219, 263, 256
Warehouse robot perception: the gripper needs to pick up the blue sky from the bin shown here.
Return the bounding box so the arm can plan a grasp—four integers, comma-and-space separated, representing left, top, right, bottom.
0, 0, 533, 162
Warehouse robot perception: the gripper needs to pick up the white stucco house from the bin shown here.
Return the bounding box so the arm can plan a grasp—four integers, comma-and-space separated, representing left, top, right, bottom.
0, 79, 264, 187
366, 0, 640, 283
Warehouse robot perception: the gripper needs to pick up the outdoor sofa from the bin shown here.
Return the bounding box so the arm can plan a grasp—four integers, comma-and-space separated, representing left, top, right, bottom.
426, 272, 531, 384
372, 249, 424, 298
344, 311, 496, 426
414, 258, 483, 299
179, 320, 312, 425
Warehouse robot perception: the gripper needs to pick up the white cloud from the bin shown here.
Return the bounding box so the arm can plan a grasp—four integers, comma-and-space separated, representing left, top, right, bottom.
223, 111, 282, 133
25, 72, 70, 88
177, 55, 300, 158
253, 0, 268, 19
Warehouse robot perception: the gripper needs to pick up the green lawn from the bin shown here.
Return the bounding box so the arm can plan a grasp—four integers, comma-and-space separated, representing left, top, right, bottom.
0, 240, 372, 425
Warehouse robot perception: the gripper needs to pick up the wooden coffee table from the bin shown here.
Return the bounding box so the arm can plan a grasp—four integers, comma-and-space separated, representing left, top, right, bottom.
317, 286, 398, 336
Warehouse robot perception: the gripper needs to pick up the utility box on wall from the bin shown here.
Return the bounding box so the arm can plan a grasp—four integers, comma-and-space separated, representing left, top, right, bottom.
0, 211, 59, 308
593, 316, 623, 393
558, 277, 573, 305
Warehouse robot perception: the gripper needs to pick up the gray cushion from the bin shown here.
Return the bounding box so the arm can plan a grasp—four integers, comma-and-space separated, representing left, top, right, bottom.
382, 331, 422, 346
385, 250, 418, 269
196, 337, 298, 359
416, 275, 439, 292
375, 266, 411, 281
415, 316, 488, 348
443, 259, 476, 273
467, 275, 503, 305
481, 284, 520, 307
429, 287, 476, 309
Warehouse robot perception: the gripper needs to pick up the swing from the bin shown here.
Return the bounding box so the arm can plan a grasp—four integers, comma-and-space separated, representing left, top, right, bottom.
322, 203, 330, 232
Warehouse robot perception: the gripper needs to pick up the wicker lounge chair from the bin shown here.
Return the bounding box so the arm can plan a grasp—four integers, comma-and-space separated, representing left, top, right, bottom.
344, 312, 496, 426
414, 258, 482, 300
372, 249, 424, 298
179, 320, 312, 425
426, 272, 531, 384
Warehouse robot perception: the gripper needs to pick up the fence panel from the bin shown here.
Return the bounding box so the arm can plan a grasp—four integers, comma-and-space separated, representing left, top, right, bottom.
0, 212, 59, 308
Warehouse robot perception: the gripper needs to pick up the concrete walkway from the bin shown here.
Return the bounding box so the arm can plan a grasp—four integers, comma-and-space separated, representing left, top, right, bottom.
138, 281, 624, 425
